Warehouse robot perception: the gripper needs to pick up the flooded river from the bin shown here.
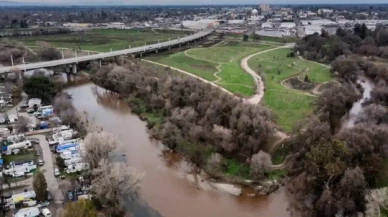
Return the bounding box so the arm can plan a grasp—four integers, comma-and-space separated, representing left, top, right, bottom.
65, 83, 290, 217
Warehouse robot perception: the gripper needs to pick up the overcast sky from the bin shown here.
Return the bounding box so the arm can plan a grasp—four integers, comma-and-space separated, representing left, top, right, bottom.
9, 0, 388, 5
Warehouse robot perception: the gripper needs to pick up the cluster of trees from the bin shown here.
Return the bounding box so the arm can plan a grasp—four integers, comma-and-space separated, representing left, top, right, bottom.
1, 28, 72, 38
38, 46, 61, 61
92, 59, 276, 167
23, 73, 56, 103
0, 39, 34, 65
286, 75, 388, 216
295, 24, 388, 63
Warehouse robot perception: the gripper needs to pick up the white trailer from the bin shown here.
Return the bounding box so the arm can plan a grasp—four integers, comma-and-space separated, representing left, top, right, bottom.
5, 140, 32, 155
64, 157, 82, 166
66, 163, 89, 173
28, 98, 41, 108
15, 207, 40, 217
3, 164, 37, 176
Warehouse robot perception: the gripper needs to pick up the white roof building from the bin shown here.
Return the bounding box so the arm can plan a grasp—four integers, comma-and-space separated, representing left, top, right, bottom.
280, 22, 296, 29
262, 22, 273, 28
304, 25, 323, 35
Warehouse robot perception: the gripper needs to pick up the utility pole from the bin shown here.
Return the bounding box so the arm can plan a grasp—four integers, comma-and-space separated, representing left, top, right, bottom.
22, 57, 26, 72
10, 55, 13, 66
75, 50, 78, 63
62, 50, 64, 59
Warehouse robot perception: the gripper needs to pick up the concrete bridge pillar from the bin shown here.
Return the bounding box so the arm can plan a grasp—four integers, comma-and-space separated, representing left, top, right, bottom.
72, 63, 77, 74
65, 65, 71, 74
99, 59, 102, 68
140, 53, 143, 58
155, 49, 158, 54
168, 46, 171, 51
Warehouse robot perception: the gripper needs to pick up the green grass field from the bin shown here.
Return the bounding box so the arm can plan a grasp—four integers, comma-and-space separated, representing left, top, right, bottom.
248, 48, 331, 132
15, 29, 188, 52
147, 44, 274, 96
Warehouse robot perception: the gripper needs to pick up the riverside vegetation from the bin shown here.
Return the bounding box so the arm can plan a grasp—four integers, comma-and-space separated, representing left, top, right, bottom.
92, 57, 278, 182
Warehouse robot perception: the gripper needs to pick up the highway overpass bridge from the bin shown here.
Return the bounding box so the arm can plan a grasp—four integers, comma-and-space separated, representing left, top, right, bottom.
0, 28, 215, 74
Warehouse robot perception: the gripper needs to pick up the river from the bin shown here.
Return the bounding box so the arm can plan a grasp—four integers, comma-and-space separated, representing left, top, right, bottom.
344, 78, 374, 128
65, 83, 290, 217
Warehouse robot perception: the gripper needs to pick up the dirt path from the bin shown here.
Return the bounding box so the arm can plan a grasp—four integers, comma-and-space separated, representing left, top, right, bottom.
183, 49, 255, 89
240, 44, 294, 105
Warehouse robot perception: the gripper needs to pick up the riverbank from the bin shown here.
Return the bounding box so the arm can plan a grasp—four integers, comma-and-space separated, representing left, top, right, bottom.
65, 83, 290, 217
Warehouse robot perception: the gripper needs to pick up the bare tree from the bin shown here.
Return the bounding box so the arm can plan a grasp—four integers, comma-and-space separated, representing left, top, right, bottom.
356, 103, 387, 125
82, 131, 117, 170
38, 46, 61, 61
206, 153, 223, 174
53, 92, 76, 125
91, 160, 143, 216
14, 116, 30, 133
250, 150, 272, 179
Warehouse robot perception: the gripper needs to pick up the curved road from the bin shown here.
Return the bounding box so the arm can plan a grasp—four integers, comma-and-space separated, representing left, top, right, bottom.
0, 28, 214, 74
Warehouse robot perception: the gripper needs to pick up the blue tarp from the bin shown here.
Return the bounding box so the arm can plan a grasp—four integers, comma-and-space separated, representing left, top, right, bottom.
42, 109, 53, 117
56, 143, 79, 152
40, 122, 49, 129
0, 159, 3, 165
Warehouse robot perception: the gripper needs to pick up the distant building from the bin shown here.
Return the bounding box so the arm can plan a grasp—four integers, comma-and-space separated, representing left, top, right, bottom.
318, 9, 334, 15
45, 21, 58, 26
262, 22, 273, 29
260, 4, 270, 15
62, 23, 91, 28
249, 9, 260, 25
280, 22, 296, 29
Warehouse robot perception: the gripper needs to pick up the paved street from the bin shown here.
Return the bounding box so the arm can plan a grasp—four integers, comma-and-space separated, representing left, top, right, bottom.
28, 135, 64, 204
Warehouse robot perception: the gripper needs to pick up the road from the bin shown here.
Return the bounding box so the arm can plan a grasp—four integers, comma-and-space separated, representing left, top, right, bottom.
0, 28, 214, 74
28, 135, 64, 205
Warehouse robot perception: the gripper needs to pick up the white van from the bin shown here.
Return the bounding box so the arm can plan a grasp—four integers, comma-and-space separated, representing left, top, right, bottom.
41, 208, 52, 217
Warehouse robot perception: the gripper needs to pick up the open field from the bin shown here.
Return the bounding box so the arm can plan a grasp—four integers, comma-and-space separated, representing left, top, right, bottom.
14, 29, 188, 52
248, 48, 331, 132
147, 43, 274, 96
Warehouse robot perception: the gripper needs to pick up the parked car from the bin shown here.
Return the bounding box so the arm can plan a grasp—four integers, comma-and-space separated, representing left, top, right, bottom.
0, 116, 6, 124
41, 208, 52, 217
26, 108, 35, 114
47, 191, 52, 201
20, 104, 29, 109
54, 168, 60, 177
38, 159, 44, 166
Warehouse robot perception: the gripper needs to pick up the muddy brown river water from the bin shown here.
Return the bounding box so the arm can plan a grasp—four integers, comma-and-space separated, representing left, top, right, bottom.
65, 83, 290, 217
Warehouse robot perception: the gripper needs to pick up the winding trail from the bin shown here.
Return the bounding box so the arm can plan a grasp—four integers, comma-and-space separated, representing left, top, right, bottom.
184, 49, 255, 89
240, 44, 294, 104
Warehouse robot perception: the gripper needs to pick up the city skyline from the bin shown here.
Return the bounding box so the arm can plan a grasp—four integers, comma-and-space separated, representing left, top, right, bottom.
4, 0, 388, 5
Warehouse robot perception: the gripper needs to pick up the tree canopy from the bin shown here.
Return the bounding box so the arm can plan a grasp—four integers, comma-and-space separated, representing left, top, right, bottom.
23, 75, 56, 103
